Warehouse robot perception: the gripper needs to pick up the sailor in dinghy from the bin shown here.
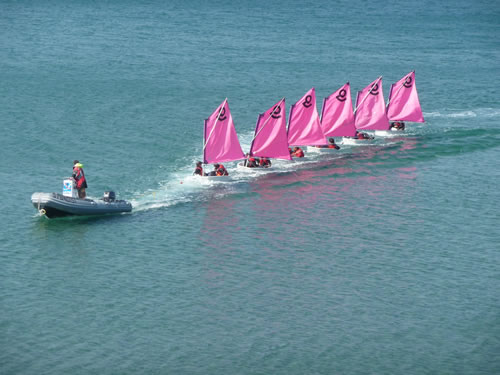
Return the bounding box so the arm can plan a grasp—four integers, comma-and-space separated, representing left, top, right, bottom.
312, 137, 340, 151
389, 121, 405, 131
199, 99, 245, 180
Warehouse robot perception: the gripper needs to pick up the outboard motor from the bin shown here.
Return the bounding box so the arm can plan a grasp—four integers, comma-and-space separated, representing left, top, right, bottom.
103, 191, 116, 202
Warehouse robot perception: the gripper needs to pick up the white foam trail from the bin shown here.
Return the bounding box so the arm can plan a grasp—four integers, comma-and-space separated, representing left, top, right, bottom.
374, 130, 399, 137
130, 126, 410, 213
423, 108, 500, 119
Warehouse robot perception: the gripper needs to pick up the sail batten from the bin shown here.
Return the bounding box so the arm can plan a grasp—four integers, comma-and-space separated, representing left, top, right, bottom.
321, 82, 356, 137
354, 78, 390, 131
287, 88, 327, 146
203, 100, 245, 164
387, 71, 424, 122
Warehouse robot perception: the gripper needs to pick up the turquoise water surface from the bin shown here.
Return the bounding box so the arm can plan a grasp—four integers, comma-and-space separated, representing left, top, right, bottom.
1, 1, 499, 374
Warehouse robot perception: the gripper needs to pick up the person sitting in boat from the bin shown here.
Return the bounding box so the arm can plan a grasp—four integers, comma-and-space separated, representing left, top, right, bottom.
244, 154, 258, 168
215, 163, 228, 176
355, 130, 374, 140
290, 147, 304, 158
72, 160, 88, 199
316, 138, 340, 150
259, 157, 271, 168
390, 121, 405, 130
193, 161, 205, 176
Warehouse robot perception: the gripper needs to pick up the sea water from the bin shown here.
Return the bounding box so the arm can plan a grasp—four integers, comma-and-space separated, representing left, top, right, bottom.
1, 0, 499, 374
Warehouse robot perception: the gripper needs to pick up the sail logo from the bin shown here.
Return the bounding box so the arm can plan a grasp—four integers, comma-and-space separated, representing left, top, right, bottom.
369, 83, 379, 95
303, 95, 313, 108
218, 106, 227, 121
271, 105, 281, 119
403, 76, 413, 88
336, 89, 347, 102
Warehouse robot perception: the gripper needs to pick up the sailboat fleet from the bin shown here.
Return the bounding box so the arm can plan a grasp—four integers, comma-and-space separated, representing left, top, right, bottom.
199, 71, 424, 178
32, 71, 424, 217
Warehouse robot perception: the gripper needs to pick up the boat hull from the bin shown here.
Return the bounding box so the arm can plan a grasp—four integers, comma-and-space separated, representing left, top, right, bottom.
236, 162, 273, 171
306, 146, 339, 153
375, 129, 400, 137
341, 137, 374, 145
31, 192, 132, 218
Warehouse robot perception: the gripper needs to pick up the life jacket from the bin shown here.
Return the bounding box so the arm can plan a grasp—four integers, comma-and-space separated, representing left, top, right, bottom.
72, 165, 87, 189
294, 149, 304, 157
246, 157, 257, 167
216, 165, 228, 176
194, 166, 203, 175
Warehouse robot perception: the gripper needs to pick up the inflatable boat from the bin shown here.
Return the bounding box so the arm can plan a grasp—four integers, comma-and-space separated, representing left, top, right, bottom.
31, 192, 132, 218
32, 178, 132, 218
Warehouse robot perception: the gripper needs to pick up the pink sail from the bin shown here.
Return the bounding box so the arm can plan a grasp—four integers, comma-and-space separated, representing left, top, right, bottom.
320, 82, 356, 137
203, 99, 245, 164
287, 88, 327, 146
250, 98, 292, 160
387, 71, 425, 122
354, 77, 390, 131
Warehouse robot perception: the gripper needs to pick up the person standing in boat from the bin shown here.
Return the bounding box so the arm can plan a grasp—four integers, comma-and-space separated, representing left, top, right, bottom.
193, 161, 205, 176
72, 160, 88, 199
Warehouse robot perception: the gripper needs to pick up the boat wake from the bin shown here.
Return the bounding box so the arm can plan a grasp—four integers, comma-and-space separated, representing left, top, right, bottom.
424, 108, 500, 119
131, 104, 500, 214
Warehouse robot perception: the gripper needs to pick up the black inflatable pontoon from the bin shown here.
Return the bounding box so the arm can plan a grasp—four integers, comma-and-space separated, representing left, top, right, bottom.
31, 192, 132, 218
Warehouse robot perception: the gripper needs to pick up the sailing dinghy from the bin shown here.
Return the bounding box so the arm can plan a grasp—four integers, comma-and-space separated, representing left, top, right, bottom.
32, 179, 131, 218
238, 98, 291, 170
201, 99, 245, 180
310, 82, 356, 151
344, 76, 389, 143
288, 88, 327, 156
386, 70, 424, 130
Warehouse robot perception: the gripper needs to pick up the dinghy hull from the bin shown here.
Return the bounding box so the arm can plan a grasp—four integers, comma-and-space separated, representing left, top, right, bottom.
306, 146, 338, 153
341, 137, 373, 145
237, 162, 273, 171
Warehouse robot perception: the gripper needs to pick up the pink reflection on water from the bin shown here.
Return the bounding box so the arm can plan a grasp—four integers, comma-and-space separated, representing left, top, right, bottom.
247, 139, 420, 255
199, 198, 238, 251
199, 197, 239, 286
198, 137, 420, 262
397, 166, 417, 179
